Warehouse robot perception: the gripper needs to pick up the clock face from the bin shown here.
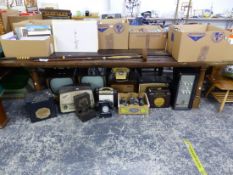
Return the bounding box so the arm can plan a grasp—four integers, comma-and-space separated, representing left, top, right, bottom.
102, 105, 109, 113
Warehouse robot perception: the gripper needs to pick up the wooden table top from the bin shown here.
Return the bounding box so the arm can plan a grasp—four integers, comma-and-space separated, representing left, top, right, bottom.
0, 50, 232, 68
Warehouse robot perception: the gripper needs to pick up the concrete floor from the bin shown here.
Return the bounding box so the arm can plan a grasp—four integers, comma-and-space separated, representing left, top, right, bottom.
0, 98, 233, 175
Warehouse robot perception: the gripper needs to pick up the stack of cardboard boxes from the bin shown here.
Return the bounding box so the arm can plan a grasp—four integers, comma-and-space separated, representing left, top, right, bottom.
0, 18, 233, 63
98, 19, 167, 50
1, 20, 52, 57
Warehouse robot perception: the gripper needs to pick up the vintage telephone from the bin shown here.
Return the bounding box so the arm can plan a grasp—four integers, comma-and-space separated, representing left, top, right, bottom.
112, 67, 130, 81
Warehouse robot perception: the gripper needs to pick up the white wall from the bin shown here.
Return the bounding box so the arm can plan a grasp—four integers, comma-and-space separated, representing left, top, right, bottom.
37, 0, 233, 17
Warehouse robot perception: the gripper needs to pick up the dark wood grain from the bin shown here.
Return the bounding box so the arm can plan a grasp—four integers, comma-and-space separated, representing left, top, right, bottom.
0, 99, 8, 129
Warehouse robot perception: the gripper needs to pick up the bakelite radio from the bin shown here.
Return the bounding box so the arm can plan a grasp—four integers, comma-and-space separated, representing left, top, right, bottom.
59, 86, 94, 113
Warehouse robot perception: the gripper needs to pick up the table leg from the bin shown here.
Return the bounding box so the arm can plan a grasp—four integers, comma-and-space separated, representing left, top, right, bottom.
142, 49, 148, 62
192, 67, 207, 108
0, 99, 8, 129
219, 90, 230, 112
205, 84, 215, 98
30, 69, 42, 91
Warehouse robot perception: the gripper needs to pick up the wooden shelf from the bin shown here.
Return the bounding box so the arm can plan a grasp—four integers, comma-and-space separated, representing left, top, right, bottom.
211, 91, 233, 103
72, 16, 99, 20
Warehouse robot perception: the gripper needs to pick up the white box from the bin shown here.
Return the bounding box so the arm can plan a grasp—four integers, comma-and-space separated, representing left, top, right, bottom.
52, 20, 98, 52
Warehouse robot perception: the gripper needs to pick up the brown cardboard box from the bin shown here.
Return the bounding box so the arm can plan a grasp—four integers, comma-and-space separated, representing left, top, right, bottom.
168, 24, 233, 62
1, 32, 53, 57
98, 19, 129, 49
0, 10, 19, 33
129, 25, 167, 49
8, 14, 42, 31
12, 19, 52, 32
167, 25, 175, 54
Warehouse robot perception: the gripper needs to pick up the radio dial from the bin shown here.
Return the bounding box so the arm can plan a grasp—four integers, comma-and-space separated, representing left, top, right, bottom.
102, 105, 110, 113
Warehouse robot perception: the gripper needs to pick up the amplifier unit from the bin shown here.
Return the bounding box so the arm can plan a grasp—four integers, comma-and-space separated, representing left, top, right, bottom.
25, 90, 57, 123
172, 68, 199, 110
146, 87, 171, 108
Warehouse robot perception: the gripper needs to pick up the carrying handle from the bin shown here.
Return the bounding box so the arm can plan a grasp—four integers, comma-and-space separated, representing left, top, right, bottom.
99, 87, 114, 91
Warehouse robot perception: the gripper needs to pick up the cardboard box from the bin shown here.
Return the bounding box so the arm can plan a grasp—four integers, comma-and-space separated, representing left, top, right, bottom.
0, 10, 19, 33
12, 19, 52, 32
111, 84, 137, 93
0, 32, 53, 57
168, 24, 233, 62
129, 25, 167, 49
98, 19, 129, 49
118, 93, 150, 115
8, 14, 42, 31
52, 20, 98, 52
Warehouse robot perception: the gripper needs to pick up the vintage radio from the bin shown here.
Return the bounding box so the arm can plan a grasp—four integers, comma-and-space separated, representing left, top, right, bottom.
139, 83, 169, 93
59, 86, 94, 113
79, 68, 106, 91
74, 93, 96, 122
45, 68, 76, 94
98, 100, 114, 118
146, 87, 171, 108
80, 76, 105, 91
172, 68, 199, 110
139, 68, 173, 84
25, 90, 57, 123
95, 87, 117, 106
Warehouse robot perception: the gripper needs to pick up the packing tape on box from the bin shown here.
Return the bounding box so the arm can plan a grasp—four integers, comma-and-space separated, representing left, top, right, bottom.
197, 46, 209, 62
184, 140, 208, 175
106, 33, 114, 49
145, 34, 149, 49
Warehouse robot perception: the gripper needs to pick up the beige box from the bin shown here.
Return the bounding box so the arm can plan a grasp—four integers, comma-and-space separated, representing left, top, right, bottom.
1, 32, 53, 57
167, 24, 233, 62
8, 14, 42, 31
98, 19, 129, 49
129, 25, 167, 50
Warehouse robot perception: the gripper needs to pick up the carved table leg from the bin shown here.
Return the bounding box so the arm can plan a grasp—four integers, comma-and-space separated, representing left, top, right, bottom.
192, 67, 207, 108
0, 99, 8, 129
30, 69, 42, 91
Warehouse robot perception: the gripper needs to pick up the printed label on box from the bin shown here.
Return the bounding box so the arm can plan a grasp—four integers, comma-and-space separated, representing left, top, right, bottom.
98, 27, 108, 32
98, 24, 109, 32
212, 32, 225, 43
114, 23, 124, 34
227, 34, 233, 45
171, 32, 174, 42
188, 33, 205, 41
129, 108, 139, 113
